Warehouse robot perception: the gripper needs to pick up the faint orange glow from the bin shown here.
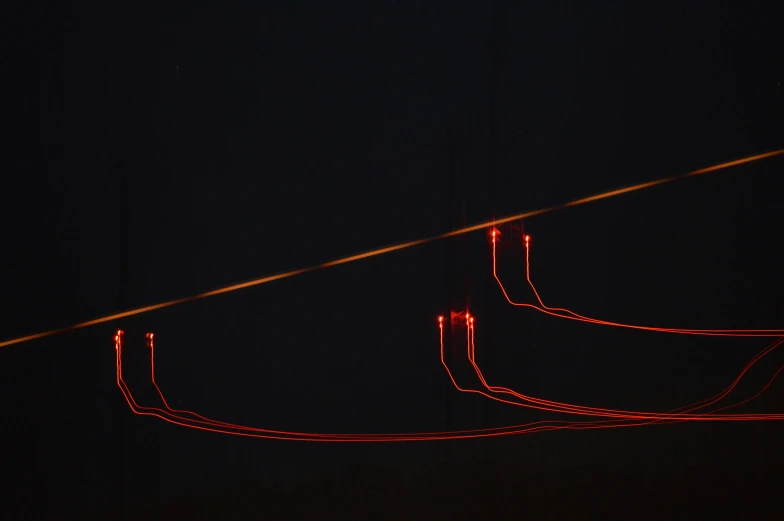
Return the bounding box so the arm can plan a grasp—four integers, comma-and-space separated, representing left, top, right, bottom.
3, 148, 782, 350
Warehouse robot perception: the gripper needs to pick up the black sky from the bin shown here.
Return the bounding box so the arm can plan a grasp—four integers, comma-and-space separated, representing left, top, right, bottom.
3, 2, 784, 519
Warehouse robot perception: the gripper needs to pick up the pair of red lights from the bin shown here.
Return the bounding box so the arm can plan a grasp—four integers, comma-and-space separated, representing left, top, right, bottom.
491, 229, 529, 243
115, 330, 153, 339
436, 314, 474, 325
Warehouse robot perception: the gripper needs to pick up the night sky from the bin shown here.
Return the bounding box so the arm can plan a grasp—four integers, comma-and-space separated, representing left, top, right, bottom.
3, 2, 784, 519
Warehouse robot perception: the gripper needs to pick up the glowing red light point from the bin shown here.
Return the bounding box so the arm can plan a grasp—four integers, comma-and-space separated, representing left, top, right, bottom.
438, 316, 444, 322
525, 235, 530, 241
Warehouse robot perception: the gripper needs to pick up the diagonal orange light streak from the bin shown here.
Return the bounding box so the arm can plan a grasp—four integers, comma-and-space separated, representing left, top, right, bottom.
2, 148, 782, 349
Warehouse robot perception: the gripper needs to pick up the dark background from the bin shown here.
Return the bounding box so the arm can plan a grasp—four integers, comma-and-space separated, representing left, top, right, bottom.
3, 1, 783, 519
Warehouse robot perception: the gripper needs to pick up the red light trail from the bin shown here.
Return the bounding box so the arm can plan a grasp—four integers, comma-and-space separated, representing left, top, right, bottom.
114, 316, 784, 441
490, 230, 784, 337
442, 230, 784, 422
115, 330, 594, 442
2, 148, 782, 350
7, 148, 784, 442
460, 316, 784, 420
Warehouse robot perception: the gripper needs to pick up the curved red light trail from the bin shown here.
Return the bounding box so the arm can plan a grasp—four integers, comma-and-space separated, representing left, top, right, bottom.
117, 233, 783, 440
115, 330, 601, 442
115, 320, 784, 442
469, 232, 784, 419
8, 147, 783, 442
462, 317, 784, 420
490, 232, 784, 337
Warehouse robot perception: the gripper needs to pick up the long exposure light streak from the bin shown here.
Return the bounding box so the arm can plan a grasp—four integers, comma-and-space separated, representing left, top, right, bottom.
476, 232, 784, 419
3, 148, 782, 349
490, 232, 784, 336
115, 330, 604, 441
466, 320, 784, 430
463, 316, 784, 420
117, 319, 784, 442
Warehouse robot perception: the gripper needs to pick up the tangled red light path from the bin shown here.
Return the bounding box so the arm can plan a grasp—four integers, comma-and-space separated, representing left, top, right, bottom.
112, 147, 784, 441
459, 316, 784, 421
115, 318, 784, 441
6, 148, 783, 441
